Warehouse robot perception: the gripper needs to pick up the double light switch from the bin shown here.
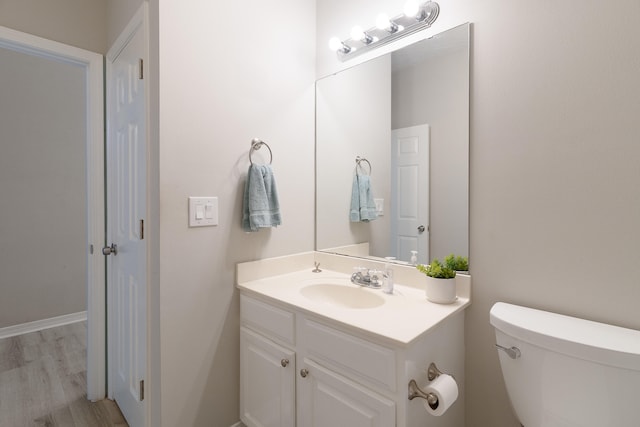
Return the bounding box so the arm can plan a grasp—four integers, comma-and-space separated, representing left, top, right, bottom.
189, 197, 218, 227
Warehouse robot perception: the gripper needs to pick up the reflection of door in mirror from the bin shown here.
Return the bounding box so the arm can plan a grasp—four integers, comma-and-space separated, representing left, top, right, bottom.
391, 125, 429, 264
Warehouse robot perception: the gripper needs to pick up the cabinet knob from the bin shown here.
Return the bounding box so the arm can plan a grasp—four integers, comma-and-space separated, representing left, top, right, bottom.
300, 368, 309, 378
281, 359, 289, 368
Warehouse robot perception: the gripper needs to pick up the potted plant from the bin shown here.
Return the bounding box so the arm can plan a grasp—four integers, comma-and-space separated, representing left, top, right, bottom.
416, 258, 457, 304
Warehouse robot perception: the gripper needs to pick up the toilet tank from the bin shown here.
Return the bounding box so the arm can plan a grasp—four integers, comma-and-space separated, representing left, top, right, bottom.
490, 302, 640, 427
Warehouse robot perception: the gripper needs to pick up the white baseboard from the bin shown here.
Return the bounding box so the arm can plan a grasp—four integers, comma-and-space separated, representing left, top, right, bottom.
0, 311, 87, 339
230, 422, 246, 427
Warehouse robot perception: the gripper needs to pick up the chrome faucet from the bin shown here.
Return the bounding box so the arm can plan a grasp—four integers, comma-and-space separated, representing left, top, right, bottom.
350, 268, 382, 289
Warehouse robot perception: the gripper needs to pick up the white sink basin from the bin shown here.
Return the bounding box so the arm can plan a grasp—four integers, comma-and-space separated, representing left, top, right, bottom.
299, 283, 385, 309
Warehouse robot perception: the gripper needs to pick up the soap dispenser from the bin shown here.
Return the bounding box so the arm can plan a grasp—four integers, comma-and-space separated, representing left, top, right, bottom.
382, 257, 395, 294
410, 251, 418, 265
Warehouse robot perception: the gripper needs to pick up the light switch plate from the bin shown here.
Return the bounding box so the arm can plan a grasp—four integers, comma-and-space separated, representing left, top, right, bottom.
189, 197, 218, 227
374, 198, 384, 216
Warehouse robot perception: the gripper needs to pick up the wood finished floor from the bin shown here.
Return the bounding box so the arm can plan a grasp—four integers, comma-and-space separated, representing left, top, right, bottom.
0, 322, 128, 427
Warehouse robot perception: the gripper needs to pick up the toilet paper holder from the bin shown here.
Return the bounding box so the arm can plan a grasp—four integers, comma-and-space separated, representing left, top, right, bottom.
408, 362, 449, 408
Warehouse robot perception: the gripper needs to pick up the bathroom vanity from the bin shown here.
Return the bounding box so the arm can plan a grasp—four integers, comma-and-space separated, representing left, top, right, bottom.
237, 252, 470, 427
238, 20, 473, 427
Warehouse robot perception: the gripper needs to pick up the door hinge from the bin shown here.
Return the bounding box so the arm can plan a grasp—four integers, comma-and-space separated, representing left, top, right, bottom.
140, 219, 144, 240
139, 58, 144, 80
140, 379, 145, 401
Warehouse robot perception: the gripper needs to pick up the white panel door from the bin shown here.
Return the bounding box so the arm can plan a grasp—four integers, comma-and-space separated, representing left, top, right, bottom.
240, 327, 296, 427
391, 125, 430, 264
297, 359, 395, 427
107, 20, 147, 427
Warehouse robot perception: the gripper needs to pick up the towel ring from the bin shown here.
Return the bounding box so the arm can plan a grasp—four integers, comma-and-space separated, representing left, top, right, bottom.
250, 138, 273, 165
355, 156, 372, 175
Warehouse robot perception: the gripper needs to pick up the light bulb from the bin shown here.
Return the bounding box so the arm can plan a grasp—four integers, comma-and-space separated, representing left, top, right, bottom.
376, 13, 399, 33
376, 13, 391, 30
328, 37, 352, 54
328, 37, 343, 52
350, 26, 365, 41
403, 0, 420, 17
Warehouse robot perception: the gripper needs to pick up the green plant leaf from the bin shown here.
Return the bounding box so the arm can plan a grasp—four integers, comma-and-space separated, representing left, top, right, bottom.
444, 253, 468, 271
416, 258, 456, 279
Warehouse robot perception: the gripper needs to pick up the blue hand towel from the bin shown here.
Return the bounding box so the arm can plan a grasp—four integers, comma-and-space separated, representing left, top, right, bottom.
350, 174, 378, 222
242, 164, 282, 232
350, 175, 361, 222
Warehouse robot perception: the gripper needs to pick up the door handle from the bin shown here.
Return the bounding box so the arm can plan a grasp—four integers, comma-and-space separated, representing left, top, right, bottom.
102, 244, 118, 256
417, 225, 426, 233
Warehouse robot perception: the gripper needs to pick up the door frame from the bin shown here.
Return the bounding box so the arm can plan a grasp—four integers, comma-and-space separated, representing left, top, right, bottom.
0, 26, 106, 400
105, 4, 151, 424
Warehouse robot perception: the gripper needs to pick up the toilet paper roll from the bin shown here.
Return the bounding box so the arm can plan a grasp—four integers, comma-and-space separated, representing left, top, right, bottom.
423, 374, 459, 416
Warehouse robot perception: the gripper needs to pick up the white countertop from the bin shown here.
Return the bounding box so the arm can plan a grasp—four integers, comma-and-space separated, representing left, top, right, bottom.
237, 268, 470, 346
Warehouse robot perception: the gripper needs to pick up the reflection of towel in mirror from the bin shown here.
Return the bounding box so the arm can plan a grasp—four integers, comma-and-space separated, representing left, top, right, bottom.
349, 174, 377, 222
242, 164, 282, 232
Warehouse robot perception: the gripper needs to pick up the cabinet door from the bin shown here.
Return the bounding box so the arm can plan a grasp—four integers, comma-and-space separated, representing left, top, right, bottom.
297, 359, 395, 427
240, 327, 295, 427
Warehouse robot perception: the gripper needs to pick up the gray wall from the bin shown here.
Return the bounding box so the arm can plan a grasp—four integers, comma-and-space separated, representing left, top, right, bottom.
317, 0, 640, 426
0, 46, 87, 328
0, 0, 107, 53
155, 0, 316, 425
106, 0, 143, 48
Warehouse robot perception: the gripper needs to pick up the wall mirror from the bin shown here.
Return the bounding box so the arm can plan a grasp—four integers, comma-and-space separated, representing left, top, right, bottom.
315, 23, 469, 266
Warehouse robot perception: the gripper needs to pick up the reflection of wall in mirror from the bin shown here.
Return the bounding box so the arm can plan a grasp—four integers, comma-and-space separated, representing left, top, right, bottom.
316, 55, 391, 255
392, 46, 469, 261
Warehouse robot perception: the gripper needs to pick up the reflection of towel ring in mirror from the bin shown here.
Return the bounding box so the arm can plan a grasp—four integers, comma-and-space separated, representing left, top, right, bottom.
355, 156, 372, 175
250, 138, 273, 165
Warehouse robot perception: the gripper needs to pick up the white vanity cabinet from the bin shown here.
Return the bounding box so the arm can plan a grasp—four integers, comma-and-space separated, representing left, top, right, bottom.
240, 294, 395, 427
240, 295, 296, 427
240, 292, 466, 427
240, 327, 295, 427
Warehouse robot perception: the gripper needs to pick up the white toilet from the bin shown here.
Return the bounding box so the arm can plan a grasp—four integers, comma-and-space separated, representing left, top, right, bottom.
490, 302, 640, 427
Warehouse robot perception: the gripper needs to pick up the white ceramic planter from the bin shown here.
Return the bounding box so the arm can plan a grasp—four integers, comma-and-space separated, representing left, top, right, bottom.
425, 276, 457, 304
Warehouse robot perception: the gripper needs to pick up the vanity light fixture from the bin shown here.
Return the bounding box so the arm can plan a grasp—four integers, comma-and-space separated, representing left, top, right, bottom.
350, 26, 375, 45
328, 0, 440, 61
